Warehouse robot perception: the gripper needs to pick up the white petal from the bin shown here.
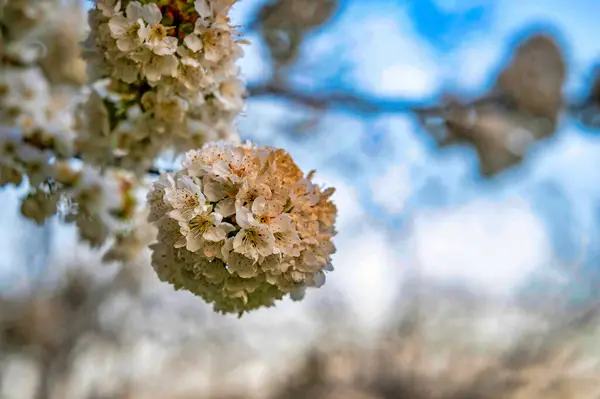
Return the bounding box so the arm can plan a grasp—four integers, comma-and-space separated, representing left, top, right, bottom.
232, 231, 245, 252
235, 264, 257, 279
204, 47, 221, 63
220, 222, 236, 234
174, 236, 187, 248
221, 238, 234, 261
210, 212, 223, 224
169, 209, 194, 222
160, 54, 179, 77
98, 0, 121, 17
204, 226, 226, 242
125, 1, 143, 21
108, 14, 130, 36
251, 196, 268, 215
186, 236, 204, 252
216, 198, 236, 217
272, 214, 293, 232
184, 35, 203, 53
164, 36, 179, 53
194, 0, 212, 19
179, 175, 200, 192
229, 148, 246, 168
130, 48, 151, 63
116, 37, 138, 52
203, 181, 225, 202
137, 21, 149, 40
211, 160, 232, 179
142, 3, 162, 25
235, 207, 254, 228
143, 63, 161, 82
177, 46, 201, 67
153, 36, 178, 56
313, 271, 326, 288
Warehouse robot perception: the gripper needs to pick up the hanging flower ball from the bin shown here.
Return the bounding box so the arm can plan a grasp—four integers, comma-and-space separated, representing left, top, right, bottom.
147, 142, 337, 315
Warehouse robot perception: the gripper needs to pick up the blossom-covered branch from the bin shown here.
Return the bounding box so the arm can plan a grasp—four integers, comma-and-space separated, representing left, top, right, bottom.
2, 0, 341, 313
0, 0, 141, 251
78, 0, 246, 174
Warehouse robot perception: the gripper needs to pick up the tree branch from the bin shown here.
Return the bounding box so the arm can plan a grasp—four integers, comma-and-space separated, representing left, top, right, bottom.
247, 83, 588, 117
248, 83, 439, 115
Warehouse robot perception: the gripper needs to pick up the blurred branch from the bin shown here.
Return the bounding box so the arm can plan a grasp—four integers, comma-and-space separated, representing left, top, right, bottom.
247, 33, 600, 178
247, 82, 585, 117
248, 83, 437, 115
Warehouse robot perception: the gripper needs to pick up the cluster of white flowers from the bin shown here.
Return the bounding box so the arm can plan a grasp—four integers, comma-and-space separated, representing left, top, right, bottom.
1, 0, 84, 180
79, 0, 246, 173
147, 142, 337, 314
0, 68, 78, 166
2, 0, 341, 311
2, 0, 54, 64
0, 126, 138, 247
55, 164, 140, 248
0, 0, 143, 251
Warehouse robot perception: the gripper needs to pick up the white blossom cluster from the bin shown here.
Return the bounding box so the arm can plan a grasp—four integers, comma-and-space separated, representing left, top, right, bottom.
0, 0, 143, 253
1, 0, 83, 179
147, 142, 337, 314
0, 68, 77, 170
2, 0, 55, 64
0, 126, 139, 250
78, 0, 246, 173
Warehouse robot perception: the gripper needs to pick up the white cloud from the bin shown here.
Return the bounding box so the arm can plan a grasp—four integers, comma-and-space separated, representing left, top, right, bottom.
302, 2, 440, 98
309, 175, 400, 329
369, 164, 412, 215
350, 13, 440, 98
447, 38, 504, 91
377, 61, 439, 98
533, 128, 600, 199
409, 199, 551, 296
330, 223, 400, 329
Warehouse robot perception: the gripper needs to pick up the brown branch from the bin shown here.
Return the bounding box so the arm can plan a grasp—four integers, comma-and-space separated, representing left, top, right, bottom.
248, 82, 441, 115
247, 82, 588, 117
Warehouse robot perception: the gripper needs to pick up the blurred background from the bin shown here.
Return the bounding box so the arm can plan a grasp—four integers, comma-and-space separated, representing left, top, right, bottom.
2, 0, 600, 398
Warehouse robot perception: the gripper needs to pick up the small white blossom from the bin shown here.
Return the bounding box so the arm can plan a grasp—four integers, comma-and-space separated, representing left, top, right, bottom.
178, 208, 235, 252
137, 3, 178, 55
108, 1, 146, 52
164, 174, 208, 221
233, 206, 275, 261
97, 0, 121, 18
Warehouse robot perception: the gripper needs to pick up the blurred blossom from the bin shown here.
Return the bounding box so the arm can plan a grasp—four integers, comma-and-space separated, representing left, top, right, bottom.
78, 0, 246, 174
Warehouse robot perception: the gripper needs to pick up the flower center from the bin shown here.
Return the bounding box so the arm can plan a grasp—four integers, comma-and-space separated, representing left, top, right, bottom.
149, 24, 167, 42
179, 191, 198, 209
244, 229, 259, 247
258, 215, 270, 224
128, 22, 141, 37
189, 215, 212, 234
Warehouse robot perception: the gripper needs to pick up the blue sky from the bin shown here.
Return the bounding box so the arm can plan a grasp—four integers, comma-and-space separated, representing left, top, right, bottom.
1, 0, 600, 327
231, 0, 600, 320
